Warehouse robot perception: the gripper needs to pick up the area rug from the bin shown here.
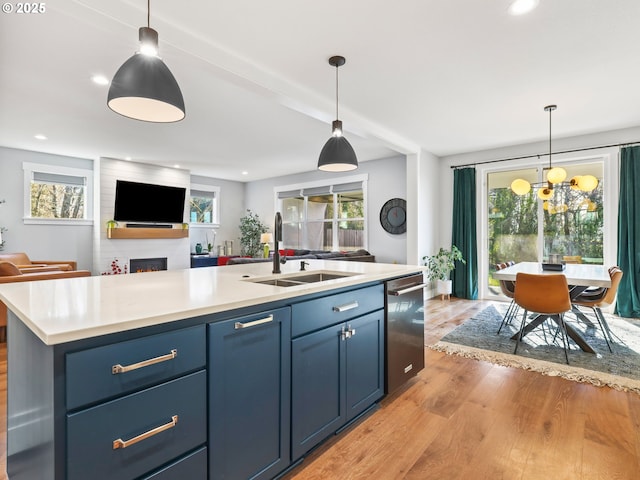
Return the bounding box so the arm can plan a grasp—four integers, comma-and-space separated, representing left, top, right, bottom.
428, 304, 640, 394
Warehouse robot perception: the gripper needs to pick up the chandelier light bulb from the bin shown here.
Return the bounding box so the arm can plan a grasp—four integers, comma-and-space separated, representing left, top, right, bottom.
537, 187, 553, 200
546, 166, 567, 184
510, 178, 531, 195
578, 174, 598, 192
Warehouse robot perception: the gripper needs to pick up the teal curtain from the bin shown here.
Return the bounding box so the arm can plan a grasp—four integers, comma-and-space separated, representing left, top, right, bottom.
616, 146, 640, 317
451, 167, 478, 299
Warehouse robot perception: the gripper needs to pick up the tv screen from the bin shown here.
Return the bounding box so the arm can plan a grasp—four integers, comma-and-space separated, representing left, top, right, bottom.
113, 180, 186, 224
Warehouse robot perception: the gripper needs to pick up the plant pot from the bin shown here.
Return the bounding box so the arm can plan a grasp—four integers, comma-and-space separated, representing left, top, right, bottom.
436, 279, 452, 295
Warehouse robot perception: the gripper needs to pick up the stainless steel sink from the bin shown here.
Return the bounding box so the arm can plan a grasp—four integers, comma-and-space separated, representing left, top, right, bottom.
253, 279, 307, 287
287, 272, 352, 283
246, 270, 355, 287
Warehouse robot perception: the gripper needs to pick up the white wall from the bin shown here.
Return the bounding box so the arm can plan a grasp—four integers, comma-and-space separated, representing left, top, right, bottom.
407, 149, 440, 266
0, 147, 94, 270
244, 155, 408, 264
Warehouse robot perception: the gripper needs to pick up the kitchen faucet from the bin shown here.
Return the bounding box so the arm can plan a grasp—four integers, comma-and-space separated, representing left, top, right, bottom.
272, 212, 285, 274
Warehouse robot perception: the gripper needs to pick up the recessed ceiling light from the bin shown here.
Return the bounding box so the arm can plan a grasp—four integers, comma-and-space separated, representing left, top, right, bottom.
174, 164, 180, 169
91, 75, 109, 86
34, 134, 47, 140
124, 156, 132, 161
508, 0, 539, 16
242, 171, 249, 176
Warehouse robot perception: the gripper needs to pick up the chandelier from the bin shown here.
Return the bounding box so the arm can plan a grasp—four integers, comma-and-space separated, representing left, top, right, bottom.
510, 105, 598, 202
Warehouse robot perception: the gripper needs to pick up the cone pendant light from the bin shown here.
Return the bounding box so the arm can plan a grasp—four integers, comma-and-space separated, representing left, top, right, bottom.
108, 0, 185, 122
318, 56, 358, 171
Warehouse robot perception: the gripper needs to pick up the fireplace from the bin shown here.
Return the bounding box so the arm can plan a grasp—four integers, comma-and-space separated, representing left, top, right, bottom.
130, 257, 168, 273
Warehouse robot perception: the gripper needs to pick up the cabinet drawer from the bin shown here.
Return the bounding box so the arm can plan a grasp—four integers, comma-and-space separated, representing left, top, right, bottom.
67, 370, 206, 480
142, 446, 207, 479
291, 284, 384, 337
66, 325, 206, 410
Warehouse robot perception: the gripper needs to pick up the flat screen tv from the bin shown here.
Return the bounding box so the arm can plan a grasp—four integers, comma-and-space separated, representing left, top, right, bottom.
113, 180, 186, 224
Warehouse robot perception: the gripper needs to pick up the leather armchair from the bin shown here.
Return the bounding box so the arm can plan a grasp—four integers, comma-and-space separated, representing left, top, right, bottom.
0, 252, 77, 272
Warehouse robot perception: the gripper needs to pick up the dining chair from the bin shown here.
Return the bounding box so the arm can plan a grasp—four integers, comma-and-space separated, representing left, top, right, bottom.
571, 267, 623, 353
513, 272, 573, 364
495, 262, 519, 334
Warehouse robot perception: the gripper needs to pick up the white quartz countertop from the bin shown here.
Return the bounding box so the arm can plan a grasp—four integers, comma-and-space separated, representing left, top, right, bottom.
0, 260, 424, 345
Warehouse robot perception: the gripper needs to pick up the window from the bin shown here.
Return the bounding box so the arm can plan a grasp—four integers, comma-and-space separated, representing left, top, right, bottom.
277, 178, 366, 251
23, 162, 93, 224
189, 184, 220, 227
486, 161, 604, 296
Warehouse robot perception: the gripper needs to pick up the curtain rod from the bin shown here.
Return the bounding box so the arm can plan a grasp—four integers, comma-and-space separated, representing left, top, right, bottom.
450, 140, 640, 169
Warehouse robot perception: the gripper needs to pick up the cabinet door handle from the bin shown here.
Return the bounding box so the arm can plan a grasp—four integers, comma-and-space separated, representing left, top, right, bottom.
348, 325, 356, 337
332, 301, 359, 313
112, 415, 178, 450
234, 314, 274, 330
340, 325, 348, 340
388, 283, 428, 296
112, 349, 178, 374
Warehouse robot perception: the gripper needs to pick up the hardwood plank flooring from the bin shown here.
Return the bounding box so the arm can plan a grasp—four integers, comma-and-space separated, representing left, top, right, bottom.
0, 298, 638, 479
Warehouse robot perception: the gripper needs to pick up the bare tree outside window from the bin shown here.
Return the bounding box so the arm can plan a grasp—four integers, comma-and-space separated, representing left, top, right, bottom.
30, 183, 85, 219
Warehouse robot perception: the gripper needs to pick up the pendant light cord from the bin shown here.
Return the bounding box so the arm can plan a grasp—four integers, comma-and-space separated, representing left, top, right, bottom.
548, 106, 552, 169
335, 63, 339, 120
147, 0, 151, 28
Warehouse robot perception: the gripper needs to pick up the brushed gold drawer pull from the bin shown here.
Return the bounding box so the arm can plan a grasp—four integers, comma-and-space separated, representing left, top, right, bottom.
112, 349, 178, 374
234, 314, 274, 329
333, 301, 359, 313
112, 415, 178, 450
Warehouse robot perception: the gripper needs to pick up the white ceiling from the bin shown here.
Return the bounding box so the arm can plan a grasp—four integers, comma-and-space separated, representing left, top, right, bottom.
1, 0, 639, 182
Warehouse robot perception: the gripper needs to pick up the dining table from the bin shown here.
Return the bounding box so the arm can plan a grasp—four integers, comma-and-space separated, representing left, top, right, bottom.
494, 261, 611, 354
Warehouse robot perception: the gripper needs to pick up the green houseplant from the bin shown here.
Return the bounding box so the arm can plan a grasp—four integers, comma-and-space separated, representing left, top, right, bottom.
423, 245, 466, 296
239, 209, 268, 258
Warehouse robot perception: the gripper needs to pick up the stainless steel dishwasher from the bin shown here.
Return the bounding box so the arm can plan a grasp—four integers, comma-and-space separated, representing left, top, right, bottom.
385, 273, 426, 394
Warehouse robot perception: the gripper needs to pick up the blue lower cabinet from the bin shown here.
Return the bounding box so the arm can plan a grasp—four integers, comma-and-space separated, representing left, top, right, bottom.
291, 310, 384, 461
208, 307, 291, 480
141, 447, 208, 479
66, 325, 206, 410
345, 311, 385, 421
66, 370, 207, 480
291, 322, 345, 460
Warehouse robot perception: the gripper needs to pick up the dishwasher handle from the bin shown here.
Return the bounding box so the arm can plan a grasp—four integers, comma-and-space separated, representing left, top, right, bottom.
387, 283, 428, 296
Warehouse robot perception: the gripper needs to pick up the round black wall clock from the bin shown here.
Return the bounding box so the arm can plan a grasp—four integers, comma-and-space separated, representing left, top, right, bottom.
379, 198, 407, 234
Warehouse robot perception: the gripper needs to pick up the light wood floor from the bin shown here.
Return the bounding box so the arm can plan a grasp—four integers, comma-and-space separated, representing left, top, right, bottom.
1, 298, 638, 479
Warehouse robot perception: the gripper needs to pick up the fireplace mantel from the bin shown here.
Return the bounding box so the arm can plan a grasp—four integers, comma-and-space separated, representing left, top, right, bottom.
107, 227, 189, 239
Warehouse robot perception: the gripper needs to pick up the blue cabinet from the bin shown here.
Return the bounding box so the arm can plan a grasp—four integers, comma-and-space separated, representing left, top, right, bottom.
66, 325, 206, 410
291, 309, 384, 461
208, 307, 291, 480
191, 255, 218, 268
67, 371, 207, 480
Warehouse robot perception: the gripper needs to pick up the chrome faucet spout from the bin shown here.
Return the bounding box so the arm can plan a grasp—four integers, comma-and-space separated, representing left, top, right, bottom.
272, 212, 282, 274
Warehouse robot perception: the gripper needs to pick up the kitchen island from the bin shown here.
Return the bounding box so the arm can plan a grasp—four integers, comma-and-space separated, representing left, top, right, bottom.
0, 259, 424, 480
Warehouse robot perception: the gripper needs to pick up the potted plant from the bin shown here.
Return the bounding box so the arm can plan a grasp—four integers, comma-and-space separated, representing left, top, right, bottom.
239, 209, 268, 258
423, 245, 466, 297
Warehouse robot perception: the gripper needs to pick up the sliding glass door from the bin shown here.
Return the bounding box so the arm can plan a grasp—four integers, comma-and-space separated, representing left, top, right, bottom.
486, 162, 604, 297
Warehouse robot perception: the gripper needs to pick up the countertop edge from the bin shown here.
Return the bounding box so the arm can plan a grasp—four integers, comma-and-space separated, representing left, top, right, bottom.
1, 262, 425, 345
